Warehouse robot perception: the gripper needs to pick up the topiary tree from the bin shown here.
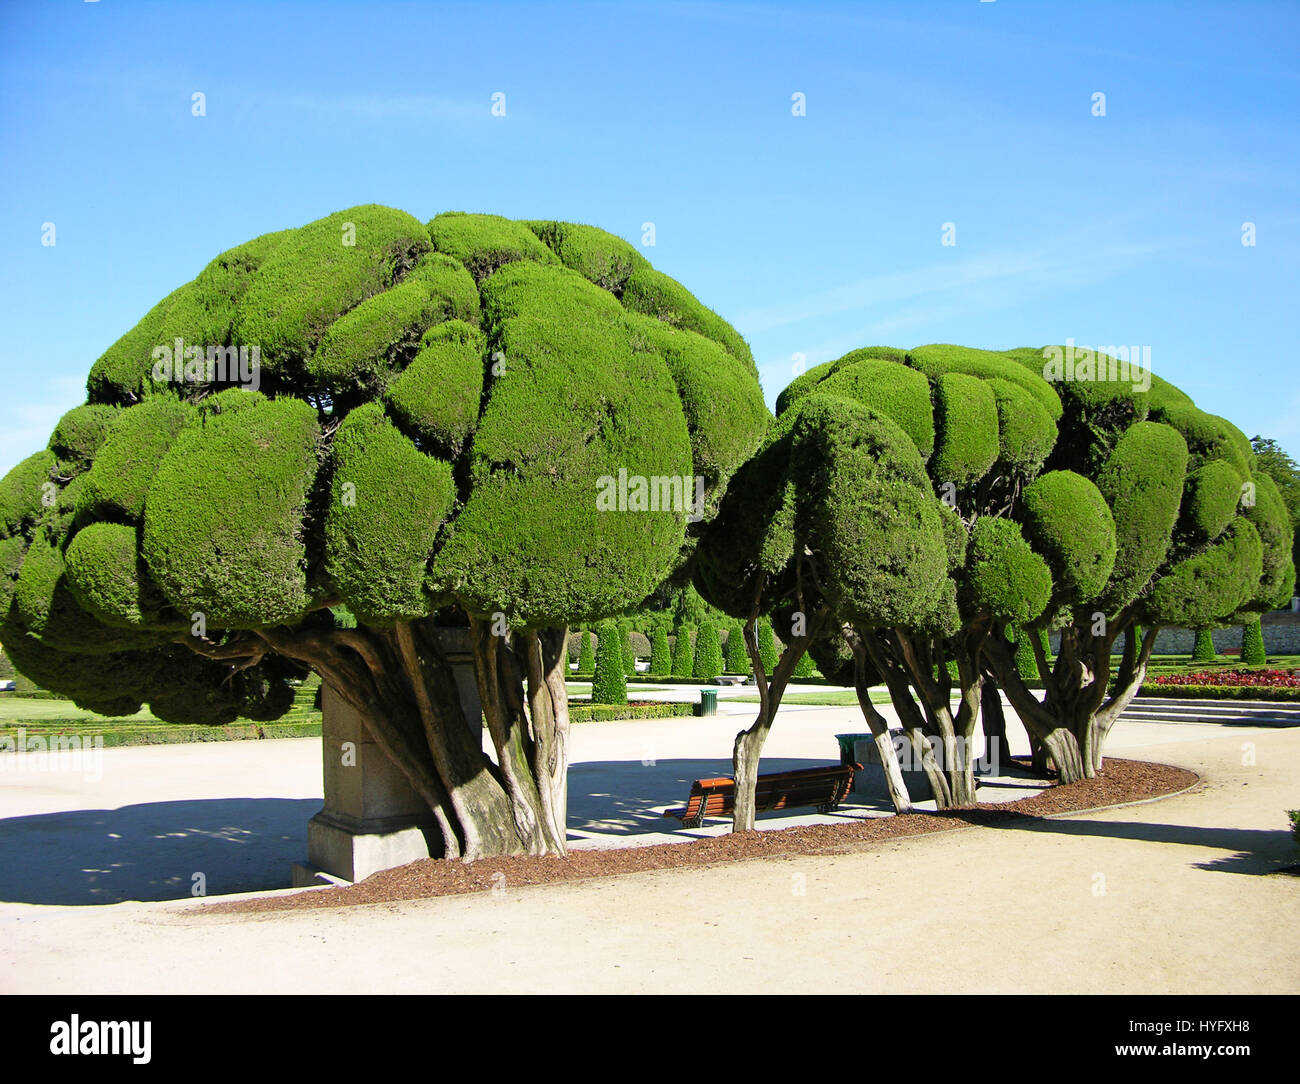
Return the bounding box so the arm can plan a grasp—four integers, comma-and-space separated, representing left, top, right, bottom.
1241, 618, 1267, 665
670, 624, 695, 678
648, 627, 671, 676
620, 622, 636, 676
589, 622, 627, 705
757, 620, 779, 672
1191, 628, 1217, 663
694, 393, 920, 822
693, 622, 723, 680
0, 206, 767, 859
771, 342, 1293, 789
723, 621, 750, 674
576, 628, 595, 677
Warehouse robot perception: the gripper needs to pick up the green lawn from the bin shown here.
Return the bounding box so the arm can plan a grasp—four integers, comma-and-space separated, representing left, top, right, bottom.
730, 689, 892, 706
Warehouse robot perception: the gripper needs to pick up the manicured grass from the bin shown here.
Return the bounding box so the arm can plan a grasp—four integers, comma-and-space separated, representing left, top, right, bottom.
730, 689, 893, 706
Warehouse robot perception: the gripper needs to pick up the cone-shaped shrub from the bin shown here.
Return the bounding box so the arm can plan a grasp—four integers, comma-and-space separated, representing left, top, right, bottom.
621, 624, 636, 676
1009, 625, 1038, 682
577, 629, 595, 677
693, 622, 723, 680
590, 622, 627, 705
671, 625, 694, 678
1191, 628, 1217, 663
723, 622, 750, 674
793, 650, 819, 678
758, 620, 779, 672
1241, 618, 1266, 665
649, 628, 670, 676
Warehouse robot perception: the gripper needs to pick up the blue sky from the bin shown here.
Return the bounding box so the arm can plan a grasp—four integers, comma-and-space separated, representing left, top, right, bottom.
1, 0, 1297, 477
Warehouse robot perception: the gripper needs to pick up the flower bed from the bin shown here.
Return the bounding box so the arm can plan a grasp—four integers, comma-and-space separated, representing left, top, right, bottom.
1141, 668, 1300, 701
1150, 668, 1300, 688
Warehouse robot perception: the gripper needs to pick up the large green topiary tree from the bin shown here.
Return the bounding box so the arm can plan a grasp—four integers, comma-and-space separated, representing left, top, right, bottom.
670, 625, 694, 678
0, 206, 768, 859
577, 628, 595, 676
766, 342, 1293, 792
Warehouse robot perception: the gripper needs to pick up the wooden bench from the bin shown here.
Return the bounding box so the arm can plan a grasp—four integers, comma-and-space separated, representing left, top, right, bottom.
663, 763, 860, 828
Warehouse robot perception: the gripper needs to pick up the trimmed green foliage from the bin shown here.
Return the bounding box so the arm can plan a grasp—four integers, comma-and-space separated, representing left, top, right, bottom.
693, 622, 723, 679
428, 211, 559, 283
308, 274, 468, 394
723, 621, 751, 674
1144, 519, 1264, 629
0, 535, 25, 611
1241, 469, 1295, 611
87, 230, 291, 403
143, 395, 321, 629
323, 402, 455, 624
527, 220, 647, 294
236, 205, 431, 380
430, 261, 693, 625
0, 450, 56, 539
907, 344, 1062, 420
811, 357, 936, 458
931, 371, 998, 483
9, 533, 165, 654
385, 319, 486, 457
64, 522, 172, 629
620, 266, 756, 376
758, 620, 779, 672
627, 314, 768, 495
1241, 619, 1266, 665
792, 395, 947, 628
987, 378, 1056, 474
1191, 628, 1217, 663
649, 627, 670, 676
1020, 470, 1117, 605
936, 502, 968, 572
1180, 459, 1243, 543
48, 405, 119, 476
671, 625, 695, 678
792, 650, 819, 678
1150, 401, 1253, 477
1010, 625, 1039, 682
590, 621, 628, 704
965, 518, 1052, 623
621, 624, 636, 676
577, 628, 595, 676
774, 360, 835, 417
1045, 351, 1150, 472
74, 397, 197, 525
1095, 421, 1188, 611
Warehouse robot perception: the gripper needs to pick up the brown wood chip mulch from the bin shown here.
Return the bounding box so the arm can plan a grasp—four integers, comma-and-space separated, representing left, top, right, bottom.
204, 758, 1196, 916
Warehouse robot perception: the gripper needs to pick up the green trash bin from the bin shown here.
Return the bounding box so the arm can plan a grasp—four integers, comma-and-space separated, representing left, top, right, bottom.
834, 732, 874, 766
697, 688, 718, 717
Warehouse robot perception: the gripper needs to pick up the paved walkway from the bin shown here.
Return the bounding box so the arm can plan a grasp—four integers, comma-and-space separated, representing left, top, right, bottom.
1, 697, 1297, 993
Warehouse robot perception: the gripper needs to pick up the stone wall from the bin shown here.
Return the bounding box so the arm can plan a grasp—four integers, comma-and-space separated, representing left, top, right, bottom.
1048, 610, 1300, 657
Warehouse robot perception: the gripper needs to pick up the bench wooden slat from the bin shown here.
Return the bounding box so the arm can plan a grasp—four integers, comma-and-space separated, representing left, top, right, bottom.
664, 763, 860, 827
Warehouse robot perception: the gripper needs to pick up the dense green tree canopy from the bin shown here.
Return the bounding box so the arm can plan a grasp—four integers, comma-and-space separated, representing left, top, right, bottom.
0, 206, 768, 725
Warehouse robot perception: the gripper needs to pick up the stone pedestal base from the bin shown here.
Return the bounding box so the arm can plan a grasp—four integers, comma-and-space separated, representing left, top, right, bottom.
295, 684, 440, 885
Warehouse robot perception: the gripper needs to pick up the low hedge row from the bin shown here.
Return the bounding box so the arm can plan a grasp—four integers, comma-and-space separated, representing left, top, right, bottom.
1, 719, 323, 748
568, 701, 695, 723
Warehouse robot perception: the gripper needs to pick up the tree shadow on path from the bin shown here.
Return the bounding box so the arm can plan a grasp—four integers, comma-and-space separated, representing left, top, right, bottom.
0, 798, 319, 905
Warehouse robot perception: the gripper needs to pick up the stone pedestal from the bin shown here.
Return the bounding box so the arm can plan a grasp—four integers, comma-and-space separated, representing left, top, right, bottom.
292, 627, 482, 887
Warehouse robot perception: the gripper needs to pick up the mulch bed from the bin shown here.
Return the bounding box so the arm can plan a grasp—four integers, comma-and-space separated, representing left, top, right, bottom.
205, 757, 1196, 916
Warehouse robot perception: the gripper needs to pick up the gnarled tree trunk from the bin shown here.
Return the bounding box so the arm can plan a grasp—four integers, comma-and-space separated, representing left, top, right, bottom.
198, 616, 574, 860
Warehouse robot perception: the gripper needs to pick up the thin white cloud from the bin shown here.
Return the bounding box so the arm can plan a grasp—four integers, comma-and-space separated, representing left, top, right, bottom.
0, 377, 85, 480
737, 234, 1173, 339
